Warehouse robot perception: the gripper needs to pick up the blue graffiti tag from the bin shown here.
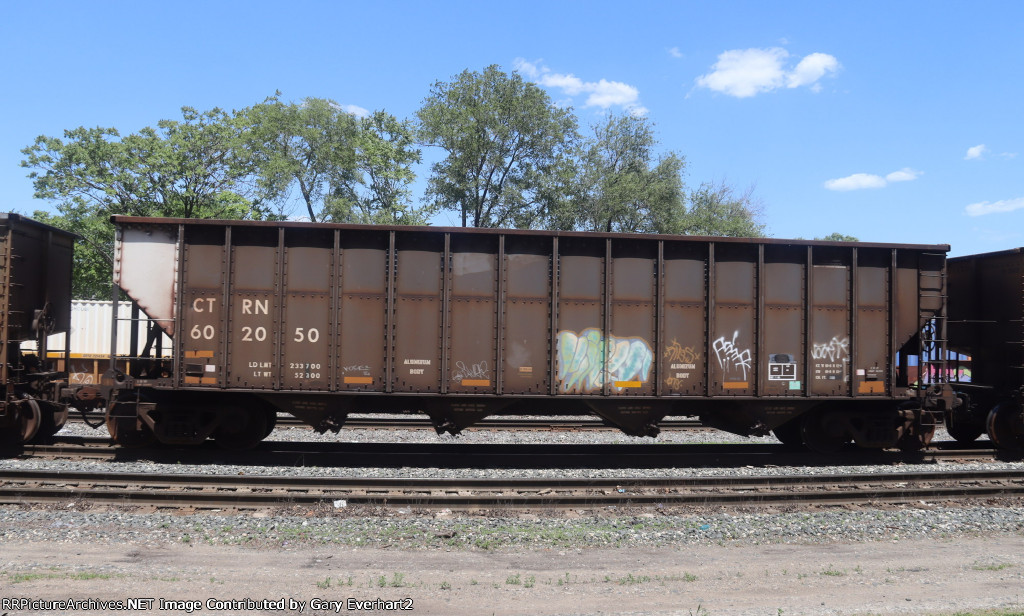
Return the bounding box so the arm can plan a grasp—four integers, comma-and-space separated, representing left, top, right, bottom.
556, 328, 654, 393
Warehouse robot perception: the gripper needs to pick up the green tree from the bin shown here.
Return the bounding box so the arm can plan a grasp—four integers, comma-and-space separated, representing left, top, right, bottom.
22, 106, 269, 299
248, 97, 426, 225
31, 207, 112, 300
331, 111, 426, 225
550, 113, 687, 233
680, 180, 766, 237
816, 232, 859, 242
245, 95, 359, 222
417, 65, 578, 228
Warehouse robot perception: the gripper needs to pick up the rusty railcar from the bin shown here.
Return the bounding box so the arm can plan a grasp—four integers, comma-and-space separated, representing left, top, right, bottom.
0, 213, 74, 444
947, 248, 1024, 449
93, 217, 953, 451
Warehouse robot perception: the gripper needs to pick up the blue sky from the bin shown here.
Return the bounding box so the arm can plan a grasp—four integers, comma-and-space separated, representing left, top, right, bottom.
3, 1, 1021, 256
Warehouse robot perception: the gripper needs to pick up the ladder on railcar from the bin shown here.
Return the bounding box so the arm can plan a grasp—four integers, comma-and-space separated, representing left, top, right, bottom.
917, 252, 948, 387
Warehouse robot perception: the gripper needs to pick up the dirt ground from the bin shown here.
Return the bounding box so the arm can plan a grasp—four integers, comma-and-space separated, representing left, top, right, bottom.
2, 535, 1023, 616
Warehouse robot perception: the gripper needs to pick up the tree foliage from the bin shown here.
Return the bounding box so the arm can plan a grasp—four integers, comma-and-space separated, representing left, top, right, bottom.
22, 69, 776, 297
550, 113, 687, 234
679, 180, 766, 237
816, 232, 859, 242
336, 111, 426, 225
545, 114, 762, 237
23, 108, 266, 220
247, 96, 425, 224
21, 106, 271, 299
417, 65, 577, 228
245, 96, 359, 222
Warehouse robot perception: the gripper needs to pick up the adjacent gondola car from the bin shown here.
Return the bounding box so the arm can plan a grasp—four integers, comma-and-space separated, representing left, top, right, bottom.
947, 248, 1024, 449
0, 213, 74, 444
73, 217, 956, 452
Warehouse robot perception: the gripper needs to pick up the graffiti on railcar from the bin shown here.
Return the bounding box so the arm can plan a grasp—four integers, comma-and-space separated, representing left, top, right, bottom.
812, 335, 850, 382
556, 328, 653, 393
712, 331, 752, 380
812, 336, 849, 362
664, 339, 700, 388
664, 339, 700, 365
452, 360, 490, 385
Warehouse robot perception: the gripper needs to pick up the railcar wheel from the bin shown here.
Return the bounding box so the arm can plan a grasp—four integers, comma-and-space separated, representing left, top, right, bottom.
944, 409, 984, 444
772, 419, 804, 449
986, 402, 1024, 451
17, 399, 42, 444
51, 404, 68, 434
106, 414, 156, 447
262, 409, 278, 439
898, 419, 934, 451
214, 407, 268, 450
30, 402, 70, 443
800, 409, 848, 454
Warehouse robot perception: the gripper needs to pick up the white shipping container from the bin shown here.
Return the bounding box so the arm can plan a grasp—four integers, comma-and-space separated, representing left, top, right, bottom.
45, 300, 173, 357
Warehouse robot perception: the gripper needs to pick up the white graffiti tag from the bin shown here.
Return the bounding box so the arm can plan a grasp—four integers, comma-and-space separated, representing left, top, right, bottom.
712, 331, 753, 380
812, 336, 850, 362
452, 360, 489, 383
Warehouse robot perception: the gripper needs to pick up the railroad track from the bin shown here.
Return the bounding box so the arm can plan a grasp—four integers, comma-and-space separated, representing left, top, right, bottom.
6, 437, 1019, 468
64, 414, 708, 431
2, 468, 1022, 510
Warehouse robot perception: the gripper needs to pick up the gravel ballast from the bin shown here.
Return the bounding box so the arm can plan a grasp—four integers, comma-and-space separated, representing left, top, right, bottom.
2, 418, 1023, 550
3, 419, 1024, 615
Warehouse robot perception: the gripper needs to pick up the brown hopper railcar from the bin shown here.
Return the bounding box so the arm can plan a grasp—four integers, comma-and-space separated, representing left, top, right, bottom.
0, 213, 74, 444
71, 217, 955, 452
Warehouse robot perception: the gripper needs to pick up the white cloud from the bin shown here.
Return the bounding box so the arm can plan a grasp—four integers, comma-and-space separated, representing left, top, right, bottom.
787, 52, 840, 89
965, 197, 1024, 217
695, 47, 839, 98
668, 47, 683, 58
825, 168, 922, 191
539, 72, 587, 96
695, 48, 786, 98
824, 173, 887, 191
514, 58, 647, 115
885, 168, 922, 182
965, 144, 988, 160
344, 104, 370, 118
513, 58, 541, 79
584, 79, 640, 108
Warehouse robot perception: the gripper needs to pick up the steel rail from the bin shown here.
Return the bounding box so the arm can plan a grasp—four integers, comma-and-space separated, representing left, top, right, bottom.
64, 415, 709, 431
8, 439, 1016, 466
1, 468, 1023, 509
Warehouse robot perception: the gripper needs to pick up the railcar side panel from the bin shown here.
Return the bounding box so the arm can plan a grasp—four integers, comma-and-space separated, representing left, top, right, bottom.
281, 233, 333, 391
608, 243, 657, 397
501, 237, 550, 394
810, 249, 851, 396
762, 246, 804, 398
180, 228, 225, 388
448, 234, 499, 394
393, 234, 444, 393
227, 229, 279, 390
337, 232, 388, 392
661, 244, 706, 396
711, 246, 757, 397
555, 238, 606, 395
855, 252, 890, 395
